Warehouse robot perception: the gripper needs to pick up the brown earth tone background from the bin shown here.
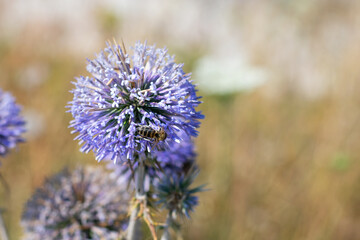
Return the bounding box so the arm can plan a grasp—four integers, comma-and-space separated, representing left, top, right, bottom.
1, 0, 360, 239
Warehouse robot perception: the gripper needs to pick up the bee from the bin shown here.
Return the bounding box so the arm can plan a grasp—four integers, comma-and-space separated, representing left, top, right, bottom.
135, 125, 167, 145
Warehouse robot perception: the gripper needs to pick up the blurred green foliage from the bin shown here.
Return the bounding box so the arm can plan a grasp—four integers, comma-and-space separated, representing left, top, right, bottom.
331, 153, 351, 172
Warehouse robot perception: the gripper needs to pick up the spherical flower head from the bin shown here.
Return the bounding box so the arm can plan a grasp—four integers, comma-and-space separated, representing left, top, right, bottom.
155, 165, 205, 219
68, 40, 204, 164
0, 89, 25, 158
22, 166, 130, 240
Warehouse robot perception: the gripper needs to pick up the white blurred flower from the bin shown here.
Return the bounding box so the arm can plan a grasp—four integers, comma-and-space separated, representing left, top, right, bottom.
17, 63, 49, 90
194, 54, 268, 95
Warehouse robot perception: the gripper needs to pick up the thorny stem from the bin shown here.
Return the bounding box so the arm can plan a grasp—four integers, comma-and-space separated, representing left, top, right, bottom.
127, 205, 141, 240
127, 157, 145, 240
142, 205, 158, 240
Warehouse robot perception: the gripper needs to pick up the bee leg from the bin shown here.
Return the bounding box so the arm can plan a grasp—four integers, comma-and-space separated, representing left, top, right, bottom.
154, 159, 164, 173
150, 139, 159, 151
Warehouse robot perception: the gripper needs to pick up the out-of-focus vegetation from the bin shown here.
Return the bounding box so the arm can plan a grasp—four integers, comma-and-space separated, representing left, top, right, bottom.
1, 0, 360, 239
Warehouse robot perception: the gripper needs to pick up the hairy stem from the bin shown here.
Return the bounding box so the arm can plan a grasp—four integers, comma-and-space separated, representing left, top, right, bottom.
127, 206, 141, 240
127, 157, 145, 240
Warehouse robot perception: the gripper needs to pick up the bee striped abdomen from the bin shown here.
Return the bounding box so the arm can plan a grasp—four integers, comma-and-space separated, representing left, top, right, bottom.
136, 126, 154, 139
135, 125, 167, 142
144, 127, 154, 138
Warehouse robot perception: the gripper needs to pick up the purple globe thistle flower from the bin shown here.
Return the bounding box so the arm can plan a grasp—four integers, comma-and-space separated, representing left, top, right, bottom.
155, 165, 205, 219
22, 166, 130, 240
0, 89, 25, 158
68, 41, 203, 164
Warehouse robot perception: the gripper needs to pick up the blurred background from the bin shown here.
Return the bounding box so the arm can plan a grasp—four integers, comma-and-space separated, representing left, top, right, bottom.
1, 0, 360, 239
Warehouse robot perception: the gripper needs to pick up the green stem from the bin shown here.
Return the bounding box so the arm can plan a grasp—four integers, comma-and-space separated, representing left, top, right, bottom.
126, 157, 145, 240
160, 214, 172, 240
